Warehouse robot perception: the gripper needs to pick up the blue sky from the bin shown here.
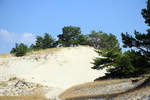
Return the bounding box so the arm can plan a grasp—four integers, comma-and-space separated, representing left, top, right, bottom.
0, 0, 148, 53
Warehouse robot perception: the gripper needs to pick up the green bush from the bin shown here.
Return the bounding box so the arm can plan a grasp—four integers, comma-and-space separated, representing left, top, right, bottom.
34, 33, 56, 50
15, 43, 28, 57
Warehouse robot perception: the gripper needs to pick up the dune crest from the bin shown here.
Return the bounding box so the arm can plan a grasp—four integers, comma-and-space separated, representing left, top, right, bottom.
0, 46, 106, 98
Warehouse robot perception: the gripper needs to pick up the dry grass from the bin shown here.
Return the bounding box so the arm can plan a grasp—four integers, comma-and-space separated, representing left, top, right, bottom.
61, 78, 134, 92
0, 53, 11, 58
59, 78, 129, 99
0, 61, 8, 66
0, 46, 91, 57
114, 78, 150, 99
59, 77, 144, 100
26, 45, 93, 56
71, 78, 131, 87
115, 85, 150, 100
0, 47, 64, 58
8, 77, 18, 81
0, 94, 52, 100
0, 81, 8, 87
26, 47, 64, 56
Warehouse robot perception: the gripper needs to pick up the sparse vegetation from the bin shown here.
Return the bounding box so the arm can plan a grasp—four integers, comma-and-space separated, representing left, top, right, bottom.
59, 77, 146, 100
10, 33, 57, 57
0, 81, 8, 87
0, 53, 11, 58
26, 46, 64, 56
0, 94, 49, 100
8, 77, 18, 81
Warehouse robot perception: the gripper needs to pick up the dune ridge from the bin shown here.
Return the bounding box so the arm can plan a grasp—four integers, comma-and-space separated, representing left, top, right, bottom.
0, 46, 106, 98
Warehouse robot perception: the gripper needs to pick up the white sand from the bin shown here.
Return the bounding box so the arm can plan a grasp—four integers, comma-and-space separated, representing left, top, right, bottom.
0, 46, 106, 98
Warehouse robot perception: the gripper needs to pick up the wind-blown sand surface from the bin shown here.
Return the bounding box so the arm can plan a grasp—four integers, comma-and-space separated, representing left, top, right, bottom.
0, 46, 106, 98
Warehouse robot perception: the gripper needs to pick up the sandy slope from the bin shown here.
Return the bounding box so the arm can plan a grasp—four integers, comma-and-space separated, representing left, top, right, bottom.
0, 46, 106, 98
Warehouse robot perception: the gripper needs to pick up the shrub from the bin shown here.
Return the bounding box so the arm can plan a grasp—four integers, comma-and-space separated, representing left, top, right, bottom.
15, 43, 28, 57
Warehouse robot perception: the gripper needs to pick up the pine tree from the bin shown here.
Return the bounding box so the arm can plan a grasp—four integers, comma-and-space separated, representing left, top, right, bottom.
35, 36, 43, 49
92, 0, 150, 79
42, 33, 56, 49
121, 0, 150, 74
57, 26, 82, 47
88, 30, 120, 50
15, 43, 28, 57
10, 43, 19, 53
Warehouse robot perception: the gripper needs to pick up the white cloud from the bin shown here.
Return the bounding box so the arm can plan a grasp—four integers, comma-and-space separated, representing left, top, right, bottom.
21, 33, 36, 45
0, 29, 12, 42
0, 28, 35, 45
0, 29, 36, 53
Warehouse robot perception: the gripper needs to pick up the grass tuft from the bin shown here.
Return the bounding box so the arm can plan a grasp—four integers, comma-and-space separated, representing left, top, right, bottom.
0, 53, 11, 58
0, 81, 8, 87
26, 47, 64, 56
0, 94, 51, 100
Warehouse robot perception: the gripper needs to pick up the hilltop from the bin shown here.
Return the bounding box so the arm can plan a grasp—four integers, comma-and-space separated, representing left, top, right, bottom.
1, 46, 150, 100
0, 46, 106, 98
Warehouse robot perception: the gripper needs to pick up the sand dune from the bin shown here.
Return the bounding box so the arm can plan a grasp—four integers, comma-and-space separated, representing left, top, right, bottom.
0, 46, 106, 98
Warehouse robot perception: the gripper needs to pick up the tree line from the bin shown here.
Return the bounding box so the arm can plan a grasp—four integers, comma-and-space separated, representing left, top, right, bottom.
10, 26, 118, 57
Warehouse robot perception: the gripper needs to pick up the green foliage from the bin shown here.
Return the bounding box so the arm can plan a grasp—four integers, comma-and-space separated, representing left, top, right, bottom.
10, 43, 19, 53
141, 0, 150, 26
10, 43, 28, 57
121, 0, 150, 55
92, 46, 121, 70
93, 49, 146, 79
105, 51, 136, 78
88, 30, 119, 50
93, 0, 150, 79
101, 33, 119, 50
57, 26, 82, 47
122, 30, 150, 54
121, 0, 150, 75
15, 43, 28, 57
10, 33, 56, 57
42, 33, 56, 49
35, 36, 43, 49
88, 30, 102, 48
28, 44, 36, 52
92, 31, 150, 78
78, 35, 89, 45
34, 33, 56, 50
